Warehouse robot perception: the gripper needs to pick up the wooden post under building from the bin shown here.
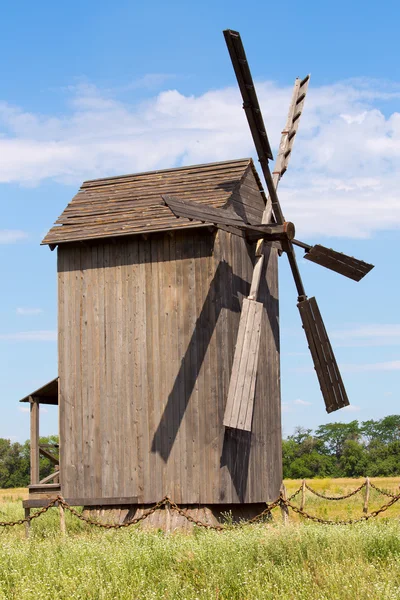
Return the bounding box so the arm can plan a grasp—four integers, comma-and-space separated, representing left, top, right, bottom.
29, 397, 39, 486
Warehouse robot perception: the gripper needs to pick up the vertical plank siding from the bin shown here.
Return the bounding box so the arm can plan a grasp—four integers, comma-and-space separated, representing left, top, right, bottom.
58, 228, 281, 503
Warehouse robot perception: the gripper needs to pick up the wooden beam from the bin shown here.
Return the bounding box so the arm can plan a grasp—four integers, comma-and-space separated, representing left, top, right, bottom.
280, 483, 289, 524
39, 446, 59, 465
59, 504, 66, 536
363, 477, 370, 514
30, 396, 40, 485
162, 194, 293, 242
23, 496, 139, 508
39, 470, 60, 484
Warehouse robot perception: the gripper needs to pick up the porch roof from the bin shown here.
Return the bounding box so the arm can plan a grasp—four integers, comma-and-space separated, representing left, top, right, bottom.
19, 378, 59, 405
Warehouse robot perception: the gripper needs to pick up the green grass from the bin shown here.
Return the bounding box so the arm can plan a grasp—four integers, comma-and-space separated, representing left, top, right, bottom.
1, 481, 400, 599
2, 517, 400, 599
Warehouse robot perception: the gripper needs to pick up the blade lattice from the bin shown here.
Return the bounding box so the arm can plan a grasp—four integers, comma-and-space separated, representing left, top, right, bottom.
304, 245, 374, 282
298, 297, 349, 413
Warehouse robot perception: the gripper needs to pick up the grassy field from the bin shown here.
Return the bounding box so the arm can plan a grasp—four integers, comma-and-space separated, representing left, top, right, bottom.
0, 479, 400, 599
284, 476, 400, 521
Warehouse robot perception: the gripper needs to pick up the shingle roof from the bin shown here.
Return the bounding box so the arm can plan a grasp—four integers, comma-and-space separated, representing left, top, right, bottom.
42, 158, 264, 245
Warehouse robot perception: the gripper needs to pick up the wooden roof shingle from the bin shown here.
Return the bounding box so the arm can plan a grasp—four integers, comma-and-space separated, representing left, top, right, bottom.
42, 158, 265, 245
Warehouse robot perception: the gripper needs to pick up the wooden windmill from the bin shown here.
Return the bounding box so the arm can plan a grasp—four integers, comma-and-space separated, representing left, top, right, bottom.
19, 29, 373, 528
164, 29, 374, 433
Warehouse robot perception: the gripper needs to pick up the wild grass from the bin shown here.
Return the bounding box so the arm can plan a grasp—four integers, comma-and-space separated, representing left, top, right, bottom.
0, 479, 400, 599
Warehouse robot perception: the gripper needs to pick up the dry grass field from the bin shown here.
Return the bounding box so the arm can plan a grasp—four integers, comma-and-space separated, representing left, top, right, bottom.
0, 479, 400, 599
0, 487, 27, 503
285, 476, 400, 521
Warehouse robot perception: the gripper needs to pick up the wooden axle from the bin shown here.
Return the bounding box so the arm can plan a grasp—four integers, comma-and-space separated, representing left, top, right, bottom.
162, 195, 295, 243
246, 221, 295, 242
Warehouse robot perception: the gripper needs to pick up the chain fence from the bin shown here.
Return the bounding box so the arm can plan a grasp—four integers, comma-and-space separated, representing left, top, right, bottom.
0, 498, 59, 528
285, 492, 400, 525
304, 481, 366, 500
287, 485, 302, 501
369, 481, 399, 498
1, 480, 400, 532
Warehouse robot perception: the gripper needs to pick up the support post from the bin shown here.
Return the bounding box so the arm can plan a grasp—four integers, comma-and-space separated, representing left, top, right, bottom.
165, 503, 172, 534
24, 508, 30, 539
300, 479, 306, 511
280, 483, 289, 525
59, 503, 66, 536
29, 396, 39, 485
363, 477, 370, 514
54, 465, 60, 485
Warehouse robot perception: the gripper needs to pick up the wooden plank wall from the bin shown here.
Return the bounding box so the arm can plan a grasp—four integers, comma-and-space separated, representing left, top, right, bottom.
58, 169, 281, 505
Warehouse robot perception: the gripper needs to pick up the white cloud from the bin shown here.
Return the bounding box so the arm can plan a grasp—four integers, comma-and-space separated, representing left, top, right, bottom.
18, 406, 29, 413
1, 78, 400, 237
342, 405, 361, 412
16, 307, 44, 316
342, 360, 400, 372
294, 399, 312, 406
294, 359, 400, 374
332, 324, 400, 347
0, 230, 28, 244
0, 330, 57, 341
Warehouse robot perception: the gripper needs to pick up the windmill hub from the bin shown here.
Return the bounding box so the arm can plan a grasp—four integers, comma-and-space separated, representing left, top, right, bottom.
282, 221, 295, 241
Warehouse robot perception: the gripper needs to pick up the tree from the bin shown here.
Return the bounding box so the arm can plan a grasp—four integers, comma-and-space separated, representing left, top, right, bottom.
315, 421, 361, 459
339, 440, 368, 477
0, 435, 58, 489
283, 416, 400, 479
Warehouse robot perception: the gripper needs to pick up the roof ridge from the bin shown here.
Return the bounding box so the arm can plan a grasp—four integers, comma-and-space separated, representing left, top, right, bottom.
82, 158, 252, 187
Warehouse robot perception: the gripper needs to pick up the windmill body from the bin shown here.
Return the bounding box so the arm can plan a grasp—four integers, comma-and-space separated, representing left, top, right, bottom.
21, 159, 282, 521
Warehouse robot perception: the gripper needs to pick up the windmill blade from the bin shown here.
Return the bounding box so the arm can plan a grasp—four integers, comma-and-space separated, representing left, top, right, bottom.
224, 29, 282, 224
224, 29, 352, 420
223, 32, 311, 432
298, 297, 349, 413
223, 31, 311, 227
270, 74, 310, 189
223, 29, 307, 302
293, 240, 374, 282
223, 29, 274, 163
223, 298, 263, 431
259, 74, 310, 233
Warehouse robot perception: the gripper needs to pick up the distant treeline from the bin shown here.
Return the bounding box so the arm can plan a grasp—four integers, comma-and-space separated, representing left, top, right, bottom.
283, 416, 400, 478
1, 417, 400, 487
0, 436, 58, 489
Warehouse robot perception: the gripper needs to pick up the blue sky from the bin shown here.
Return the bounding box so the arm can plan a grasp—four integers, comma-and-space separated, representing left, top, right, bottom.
1, 0, 399, 442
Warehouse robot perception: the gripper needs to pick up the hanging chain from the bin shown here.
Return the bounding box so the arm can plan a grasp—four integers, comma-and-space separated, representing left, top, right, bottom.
57, 497, 171, 529
287, 485, 303, 501
0, 497, 59, 527
284, 491, 400, 525
369, 481, 399, 498
304, 481, 366, 500
0, 485, 399, 530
